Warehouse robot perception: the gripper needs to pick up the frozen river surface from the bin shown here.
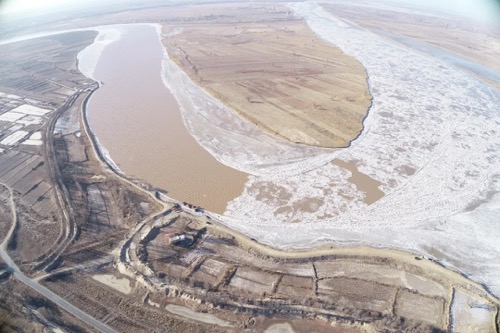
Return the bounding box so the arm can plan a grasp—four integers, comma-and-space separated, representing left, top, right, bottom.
203, 2, 500, 296
7, 3, 498, 297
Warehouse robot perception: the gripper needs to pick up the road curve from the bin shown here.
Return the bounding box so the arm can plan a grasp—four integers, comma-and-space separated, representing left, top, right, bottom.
34, 91, 82, 271
0, 182, 116, 333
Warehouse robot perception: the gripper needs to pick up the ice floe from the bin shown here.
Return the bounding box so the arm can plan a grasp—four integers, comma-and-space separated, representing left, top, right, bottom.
3, 13, 497, 298
77, 27, 122, 81
218, 2, 500, 296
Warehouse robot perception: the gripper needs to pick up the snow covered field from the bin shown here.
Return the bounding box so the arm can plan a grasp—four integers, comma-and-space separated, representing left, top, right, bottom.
0, 104, 51, 146
22, 132, 43, 146
450, 289, 497, 332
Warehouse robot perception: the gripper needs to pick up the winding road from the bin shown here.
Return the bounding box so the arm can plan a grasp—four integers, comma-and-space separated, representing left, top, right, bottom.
0, 182, 116, 333
34, 90, 82, 271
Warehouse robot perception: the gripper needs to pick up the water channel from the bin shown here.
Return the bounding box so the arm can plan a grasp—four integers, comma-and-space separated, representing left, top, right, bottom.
86, 25, 248, 213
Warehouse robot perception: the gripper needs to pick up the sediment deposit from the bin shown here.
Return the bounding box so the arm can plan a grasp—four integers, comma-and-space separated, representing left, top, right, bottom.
164, 4, 372, 148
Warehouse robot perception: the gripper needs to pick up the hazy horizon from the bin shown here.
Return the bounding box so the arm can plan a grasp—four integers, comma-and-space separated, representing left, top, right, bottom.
1, 0, 499, 24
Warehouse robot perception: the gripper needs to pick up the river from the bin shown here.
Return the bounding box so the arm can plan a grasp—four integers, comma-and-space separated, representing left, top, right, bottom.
86, 25, 248, 214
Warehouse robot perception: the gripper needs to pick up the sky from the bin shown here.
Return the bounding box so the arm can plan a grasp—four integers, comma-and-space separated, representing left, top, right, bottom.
0, 0, 499, 23
388, 0, 500, 23
0, 0, 76, 12
0, 0, 67, 13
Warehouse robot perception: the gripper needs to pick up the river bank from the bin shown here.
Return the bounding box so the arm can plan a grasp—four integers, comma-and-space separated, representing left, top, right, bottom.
78, 24, 248, 214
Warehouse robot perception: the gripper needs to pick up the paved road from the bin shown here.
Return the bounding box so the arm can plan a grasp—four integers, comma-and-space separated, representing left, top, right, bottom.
0, 251, 116, 333
35, 91, 81, 272
0, 183, 116, 333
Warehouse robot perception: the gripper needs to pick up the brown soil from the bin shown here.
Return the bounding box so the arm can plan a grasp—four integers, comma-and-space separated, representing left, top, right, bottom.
163, 4, 372, 148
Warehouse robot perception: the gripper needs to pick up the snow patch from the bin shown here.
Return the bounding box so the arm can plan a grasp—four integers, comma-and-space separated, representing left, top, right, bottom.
77, 28, 121, 80
0, 130, 29, 146
216, 2, 500, 297
0, 111, 25, 122
92, 274, 132, 294
12, 104, 51, 116
22, 131, 43, 146
450, 289, 496, 332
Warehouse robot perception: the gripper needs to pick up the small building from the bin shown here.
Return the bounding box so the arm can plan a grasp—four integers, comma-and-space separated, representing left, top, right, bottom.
170, 234, 186, 244
164, 232, 193, 247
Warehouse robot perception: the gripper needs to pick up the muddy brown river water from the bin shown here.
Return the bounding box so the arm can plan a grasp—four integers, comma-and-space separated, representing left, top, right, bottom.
86, 25, 248, 213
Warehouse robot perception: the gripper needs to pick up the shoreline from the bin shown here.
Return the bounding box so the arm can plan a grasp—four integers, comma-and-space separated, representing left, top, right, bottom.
77, 76, 500, 306
223, 1, 500, 298
202, 217, 500, 305
79, 23, 248, 213
80, 84, 124, 175
3, 22, 500, 302
160, 36, 341, 178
